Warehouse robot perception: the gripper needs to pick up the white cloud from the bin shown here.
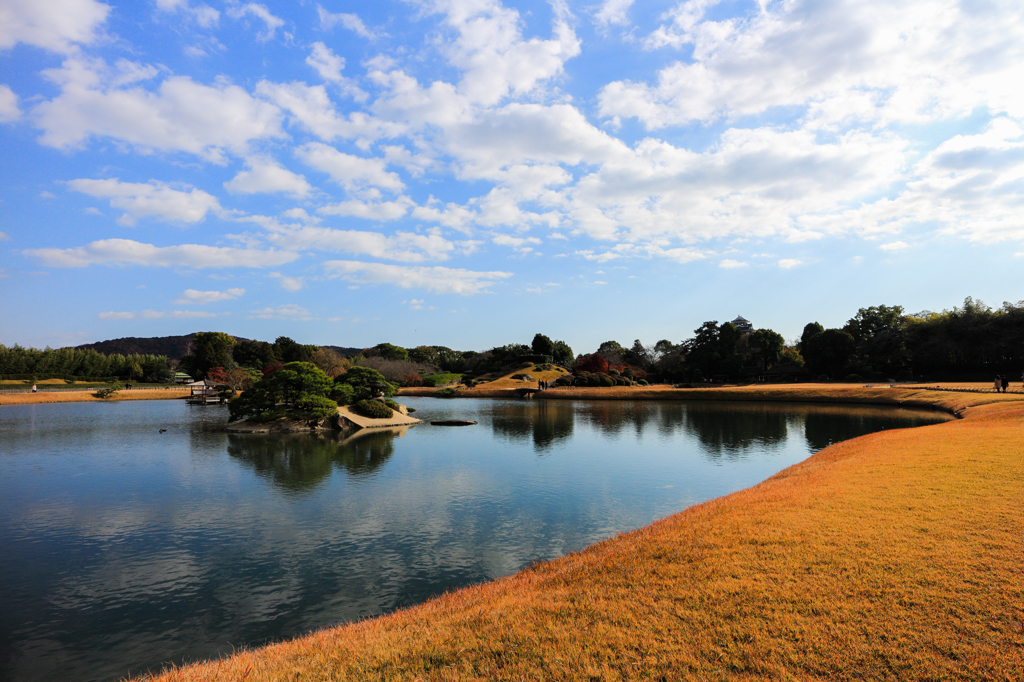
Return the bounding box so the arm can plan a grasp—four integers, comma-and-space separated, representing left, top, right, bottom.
0, 85, 20, 122
255, 80, 397, 142
156, 0, 219, 28
226, 3, 285, 41
562, 127, 907, 244
34, 58, 284, 163
492, 234, 541, 253
174, 287, 245, 304
142, 309, 224, 318
270, 272, 304, 291
264, 224, 464, 263
318, 197, 414, 221
0, 0, 110, 53
595, 0, 634, 27
67, 178, 221, 226
0, 231, 10, 241
317, 6, 376, 40
306, 42, 343, 83
323, 260, 512, 294
425, 0, 581, 106
778, 258, 802, 269
801, 118, 1024, 244
410, 201, 477, 233
305, 42, 366, 100
224, 158, 312, 198
493, 235, 541, 248
719, 259, 747, 268
247, 304, 335, 321
602, 0, 1024, 129
25, 239, 298, 268
880, 241, 910, 252
296, 142, 403, 192
444, 103, 630, 178
98, 309, 223, 319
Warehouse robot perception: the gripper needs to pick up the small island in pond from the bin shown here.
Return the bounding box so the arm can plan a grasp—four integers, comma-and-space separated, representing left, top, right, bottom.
225, 362, 420, 433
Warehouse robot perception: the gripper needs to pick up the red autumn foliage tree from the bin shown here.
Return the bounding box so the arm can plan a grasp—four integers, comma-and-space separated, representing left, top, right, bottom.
575, 353, 609, 374
205, 366, 228, 383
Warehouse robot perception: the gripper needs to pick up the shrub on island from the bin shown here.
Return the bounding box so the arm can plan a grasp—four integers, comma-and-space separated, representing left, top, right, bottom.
353, 399, 393, 419
229, 362, 337, 423
332, 366, 397, 405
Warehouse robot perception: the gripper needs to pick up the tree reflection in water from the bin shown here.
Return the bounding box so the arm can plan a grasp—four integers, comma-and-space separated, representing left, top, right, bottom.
491, 401, 574, 453
226, 427, 405, 493
678, 403, 793, 460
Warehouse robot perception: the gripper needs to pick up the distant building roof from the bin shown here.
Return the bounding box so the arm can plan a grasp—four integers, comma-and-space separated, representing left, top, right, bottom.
731, 315, 753, 333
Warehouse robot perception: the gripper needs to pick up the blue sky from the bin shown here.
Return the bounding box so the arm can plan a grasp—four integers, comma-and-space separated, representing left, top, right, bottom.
2, 0, 1023, 354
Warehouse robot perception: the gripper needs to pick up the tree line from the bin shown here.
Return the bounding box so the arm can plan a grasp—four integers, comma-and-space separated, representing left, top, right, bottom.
576, 297, 1024, 384
7, 296, 1022, 385
0, 345, 172, 382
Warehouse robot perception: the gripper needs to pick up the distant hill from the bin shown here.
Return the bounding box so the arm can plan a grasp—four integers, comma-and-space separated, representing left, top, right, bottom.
75, 335, 365, 360
323, 345, 365, 358
76, 334, 203, 360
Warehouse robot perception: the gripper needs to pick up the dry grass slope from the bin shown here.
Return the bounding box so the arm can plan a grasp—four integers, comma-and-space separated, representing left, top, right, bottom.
142, 387, 1024, 681
0, 388, 189, 406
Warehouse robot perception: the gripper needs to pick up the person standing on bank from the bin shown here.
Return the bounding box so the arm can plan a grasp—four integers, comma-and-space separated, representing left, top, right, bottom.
1001, 375, 1009, 393
994, 376, 1001, 392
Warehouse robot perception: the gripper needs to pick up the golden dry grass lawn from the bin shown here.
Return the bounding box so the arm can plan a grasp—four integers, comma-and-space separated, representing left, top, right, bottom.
0, 388, 189, 406
141, 386, 1024, 681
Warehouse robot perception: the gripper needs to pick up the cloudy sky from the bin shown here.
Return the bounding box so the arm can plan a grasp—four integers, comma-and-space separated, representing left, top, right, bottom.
2, 0, 1023, 353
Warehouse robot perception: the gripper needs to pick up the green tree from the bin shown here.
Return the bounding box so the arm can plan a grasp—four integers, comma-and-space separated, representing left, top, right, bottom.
334, 366, 397, 403
843, 305, 908, 374
798, 322, 824, 354
805, 329, 855, 378
624, 339, 649, 368
779, 346, 805, 368
373, 343, 409, 361
229, 362, 336, 423
233, 340, 278, 369
273, 336, 317, 363
749, 329, 785, 370
551, 340, 574, 367
684, 322, 722, 378
596, 340, 625, 365
180, 332, 236, 378
531, 333, 555, 356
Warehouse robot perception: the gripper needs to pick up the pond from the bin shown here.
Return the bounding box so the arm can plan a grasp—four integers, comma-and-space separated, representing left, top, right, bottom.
0, 397, 949, 682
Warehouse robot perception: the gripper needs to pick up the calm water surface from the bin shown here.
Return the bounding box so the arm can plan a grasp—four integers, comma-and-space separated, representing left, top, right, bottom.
0, 397, 949, 682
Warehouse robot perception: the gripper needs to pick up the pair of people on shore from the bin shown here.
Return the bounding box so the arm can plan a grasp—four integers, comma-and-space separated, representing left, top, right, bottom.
995, 375, 1009, 392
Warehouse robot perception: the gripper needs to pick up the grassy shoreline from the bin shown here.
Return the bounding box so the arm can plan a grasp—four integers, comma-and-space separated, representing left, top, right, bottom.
0, 388, 190, 406
401, 382, 1021, 417
129, 386, 1024, 679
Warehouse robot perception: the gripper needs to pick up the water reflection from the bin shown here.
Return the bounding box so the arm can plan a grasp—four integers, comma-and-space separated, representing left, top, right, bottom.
228, 433, 337, 492
0, 398, 950, 682
677, 403, 792, 459
228, 428, 407, 492
491, 401, 574, 452
335, 428, 404, 476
